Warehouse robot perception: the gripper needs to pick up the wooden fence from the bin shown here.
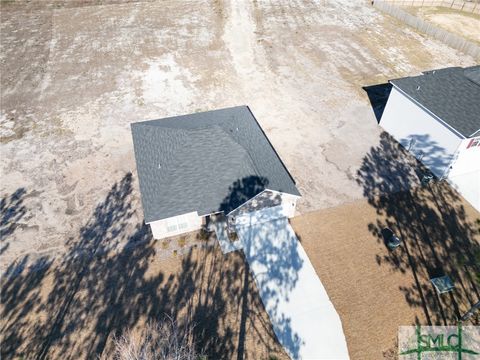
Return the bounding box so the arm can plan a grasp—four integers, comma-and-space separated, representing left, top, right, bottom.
374, 1, 480, 59
378, 0, 480, 14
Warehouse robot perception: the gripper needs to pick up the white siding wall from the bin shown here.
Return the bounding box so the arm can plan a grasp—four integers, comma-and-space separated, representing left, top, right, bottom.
380, 87, 463, 178
148, 211, 203, 239
148, 191, 299, 239
447, 137, 480, 211
232, 190, 299, 227
281, 193, 298, 218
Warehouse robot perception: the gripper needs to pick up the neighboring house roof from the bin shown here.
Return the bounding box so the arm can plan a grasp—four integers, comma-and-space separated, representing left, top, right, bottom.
131, 106, 301, 223
390, 65, 480, 138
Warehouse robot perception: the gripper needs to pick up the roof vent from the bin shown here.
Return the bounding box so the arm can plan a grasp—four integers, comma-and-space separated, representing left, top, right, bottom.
416, 85, 421, 91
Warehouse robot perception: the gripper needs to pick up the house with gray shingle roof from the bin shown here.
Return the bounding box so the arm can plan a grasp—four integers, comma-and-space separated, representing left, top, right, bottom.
379, 65, 480, 211
131, 106, 301, 239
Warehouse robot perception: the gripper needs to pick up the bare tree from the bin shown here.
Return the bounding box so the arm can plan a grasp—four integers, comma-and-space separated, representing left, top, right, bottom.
105, 316, 201, 360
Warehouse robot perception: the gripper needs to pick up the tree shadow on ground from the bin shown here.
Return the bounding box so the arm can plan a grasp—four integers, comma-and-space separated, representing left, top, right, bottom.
0, 188, 28, 256
219, 176, 303, 359
356, 132, 480, 326
395, 133, 454, 178
1, 173, 287, 359
219, 175, 269, 214
362, 83, 392, 123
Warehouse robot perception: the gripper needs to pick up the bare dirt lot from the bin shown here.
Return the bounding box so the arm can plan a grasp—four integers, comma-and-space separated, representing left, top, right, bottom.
1, 0, 479, 358
1, 0, 477, 267
406, 6, 480, 44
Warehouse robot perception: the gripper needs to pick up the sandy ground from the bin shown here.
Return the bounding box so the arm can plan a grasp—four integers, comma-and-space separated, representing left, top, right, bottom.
292, 180, 480, 359
406, 6, 480, 44
0, 0, 477, 268
1, 225, 290, 359
1, 1, 479, 358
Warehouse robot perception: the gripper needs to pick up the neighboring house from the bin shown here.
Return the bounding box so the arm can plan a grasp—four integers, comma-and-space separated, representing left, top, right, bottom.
131, 106, 301, 239
380, 65, 480, 211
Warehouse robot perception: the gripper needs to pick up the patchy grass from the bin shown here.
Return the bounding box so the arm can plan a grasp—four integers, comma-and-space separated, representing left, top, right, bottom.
161, 240, 170, 250
178, 236, 187, 248
292, 182, 480, 359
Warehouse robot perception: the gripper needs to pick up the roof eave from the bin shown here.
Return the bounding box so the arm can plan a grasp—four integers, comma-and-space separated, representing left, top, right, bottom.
226, 188, 301, 216
469, 128, 480, 138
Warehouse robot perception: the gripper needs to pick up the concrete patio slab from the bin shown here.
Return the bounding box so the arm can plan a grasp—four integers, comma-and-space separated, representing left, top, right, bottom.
212, 215, 243, 254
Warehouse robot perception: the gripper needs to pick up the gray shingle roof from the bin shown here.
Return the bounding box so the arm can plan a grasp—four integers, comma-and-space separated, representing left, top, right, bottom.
131, 106, 301, 223
390, 65, 480, 138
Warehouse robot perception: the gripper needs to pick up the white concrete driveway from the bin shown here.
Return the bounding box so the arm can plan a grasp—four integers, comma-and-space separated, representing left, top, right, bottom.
235, 213, 349, 360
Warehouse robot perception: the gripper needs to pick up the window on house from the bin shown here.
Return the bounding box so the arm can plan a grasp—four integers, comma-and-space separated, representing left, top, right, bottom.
166, 222, 178, 232
166, 215, 189, 233
178, 222, 188, 230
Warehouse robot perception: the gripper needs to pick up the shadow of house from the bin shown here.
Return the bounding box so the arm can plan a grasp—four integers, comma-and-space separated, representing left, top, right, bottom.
1, 174, 288, 360
356, 132, 480, 326
363, 83, 392, 124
